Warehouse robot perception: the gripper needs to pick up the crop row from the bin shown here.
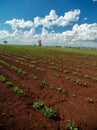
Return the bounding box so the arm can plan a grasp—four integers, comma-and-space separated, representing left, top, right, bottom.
0, 75, 25, 96
0, 59, 27, 75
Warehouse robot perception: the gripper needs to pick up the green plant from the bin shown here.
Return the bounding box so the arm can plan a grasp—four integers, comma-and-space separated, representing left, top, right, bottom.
51, 66, 58, 70
13, 86, 25, 96
92, 77, 97, 81
66, 121, 78, 130
84, 75, 91, 79
0, 75, 6, 82
72, 72, 78, 75
41, 80, 49, 86
10, 66, 27, 75
21, 70, 27, 75
64, 70, 70, 73
30, 60, 37, 64
57, 87, 66, 94
33, 101, 44, 109
31, 75, 38, 80
36, 67, 44, 71
72, 79, 88, 87
6, 81, 13, 87
53, 73, 61, 78
41, 106, 57, 119
85, 98, 94, 103
29, 64, 35, 68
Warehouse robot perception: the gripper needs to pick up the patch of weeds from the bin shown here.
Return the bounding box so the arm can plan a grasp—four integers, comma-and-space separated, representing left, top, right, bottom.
0, 75, 6, 82
13, 86, 25, 96
21, 70, 27, 75
85, 98, 94, 103
72, 72, 78, 75
53, 73, 61, 78
33, 101, 58, 120
92, 77, 97, 81
77, 65, 82, 69
72, 79, 88, 87
0, 60, 10, 67
64, 70, 70, 73
36, 67, 44, 71
30, 61, 37, 64
66, 121, 78, 130
42, 106, 57, 119
31, 75, 38, 80
51, 66, 58, 70
57, 87, 66, 94
84, 75, 91, 79
29, 64, 35, 68
33, 101, 44, 109
10, 66, 27, 75
41, 80, 49, 86
6, 81, 13, 87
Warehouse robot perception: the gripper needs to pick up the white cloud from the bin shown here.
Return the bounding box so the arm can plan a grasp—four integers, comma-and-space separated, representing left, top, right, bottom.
0, 9, 97, 47
0, 30, 10, 39
5, 18, 33, 29
5, 9, 80, 30
34, 9, 80, 28
56, 9, 80, 27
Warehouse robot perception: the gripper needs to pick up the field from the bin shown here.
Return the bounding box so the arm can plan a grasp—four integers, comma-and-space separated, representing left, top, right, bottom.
0, 45, 97, 130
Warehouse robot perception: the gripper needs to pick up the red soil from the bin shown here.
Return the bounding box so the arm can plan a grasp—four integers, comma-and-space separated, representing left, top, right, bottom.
0, 49, 97, 130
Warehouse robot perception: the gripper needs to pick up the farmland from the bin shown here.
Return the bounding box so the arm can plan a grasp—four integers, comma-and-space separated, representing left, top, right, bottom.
0, 45, 97, 130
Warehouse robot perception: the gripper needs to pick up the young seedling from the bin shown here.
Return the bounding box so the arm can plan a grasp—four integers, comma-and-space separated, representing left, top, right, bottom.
57, 87, 66, 94
0, 75, 6, 82
64, 70, 70, 73
33, 101, 44, 109
92, 77, 97, 81
13, 86, 25, 96
29, 64, 35, 68
41, 80, 49, 86
41, 106, 57, 119
6, 81, 13, 87
85, 98, 94, 103
31, 75, 38, 80
84, 75, 91, 79
72, 79, 88, 87
36, 67, 44, 71
53, 73, 61, 78
66, 121, 78, 130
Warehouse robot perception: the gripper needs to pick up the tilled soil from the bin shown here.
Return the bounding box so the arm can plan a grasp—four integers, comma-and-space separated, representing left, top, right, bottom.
0, 47, 97, 130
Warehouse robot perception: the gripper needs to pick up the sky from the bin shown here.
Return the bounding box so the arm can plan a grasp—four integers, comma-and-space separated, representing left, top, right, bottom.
0, 0, 97, 47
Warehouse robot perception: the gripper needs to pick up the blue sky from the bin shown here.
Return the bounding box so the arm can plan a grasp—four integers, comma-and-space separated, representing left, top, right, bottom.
0, 0, 97, 47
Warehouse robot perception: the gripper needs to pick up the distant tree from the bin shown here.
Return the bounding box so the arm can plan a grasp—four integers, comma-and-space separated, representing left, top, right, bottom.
38, 40, 42, 46
3, 41, 8, 45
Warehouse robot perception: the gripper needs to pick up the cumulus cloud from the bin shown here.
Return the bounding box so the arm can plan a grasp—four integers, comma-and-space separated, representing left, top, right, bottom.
0, 30, 10, 39
0, 9, 97, 47
5, 9, 80, 29
5, 18, 33, 29
34, 9, 80, 28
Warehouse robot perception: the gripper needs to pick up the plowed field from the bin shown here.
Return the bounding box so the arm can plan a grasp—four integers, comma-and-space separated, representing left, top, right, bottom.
0, 45, 97, 130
